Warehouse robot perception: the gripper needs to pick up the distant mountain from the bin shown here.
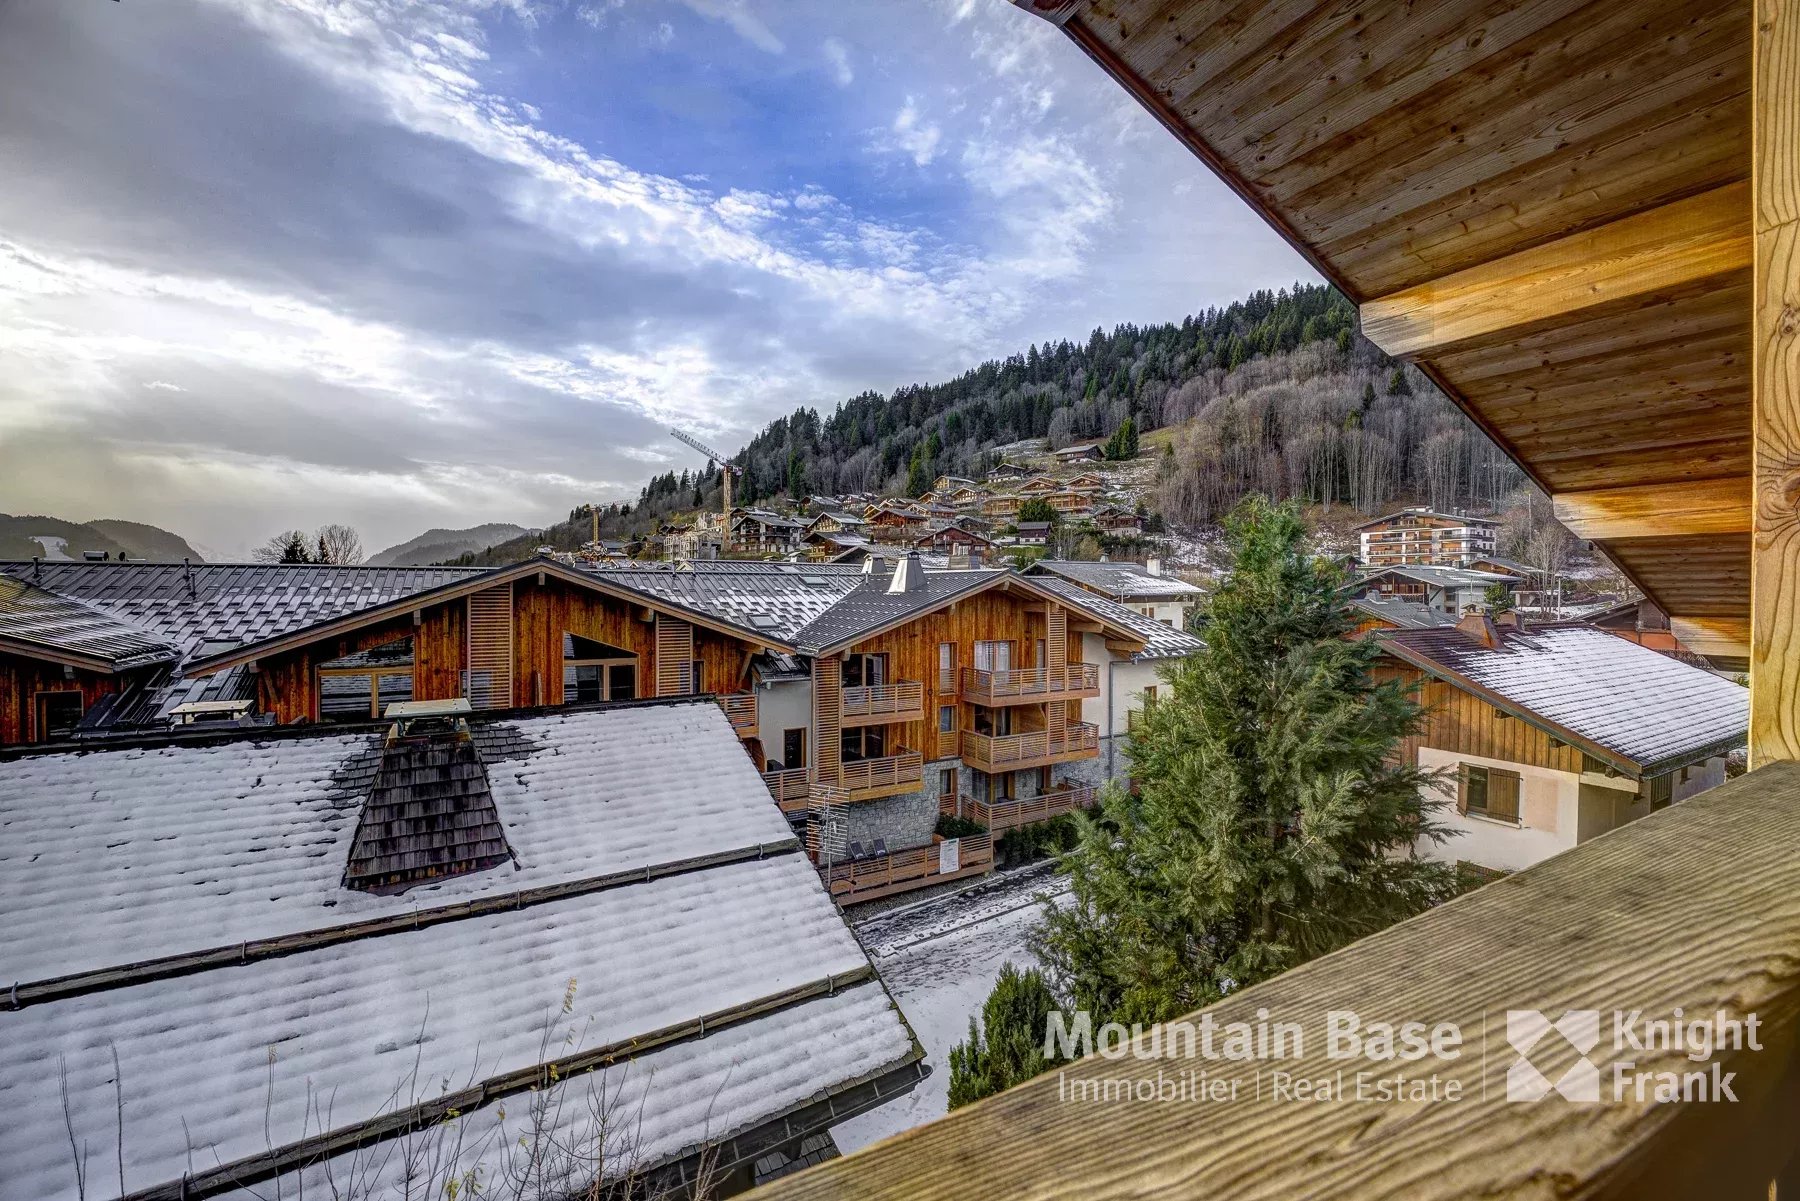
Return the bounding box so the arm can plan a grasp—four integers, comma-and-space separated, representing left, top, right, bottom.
86, 519, 205, 562
0, 514, 203, 562
367, 523, 529, 566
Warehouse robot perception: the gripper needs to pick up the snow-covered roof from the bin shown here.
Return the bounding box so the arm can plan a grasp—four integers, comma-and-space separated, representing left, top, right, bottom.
1360, 563, 1519, 587
1030, 559, 1204, 600
1380, 624, 1748, 772
1353, 507, 1500, 530
1033, 577, 1204, 661
0, 700, 917, 1199
0, 574, 179, 670
790, 569, 1003, 652
0, 560, 485, 663
1351, 594, 1459, 630
588, 561, 865, 641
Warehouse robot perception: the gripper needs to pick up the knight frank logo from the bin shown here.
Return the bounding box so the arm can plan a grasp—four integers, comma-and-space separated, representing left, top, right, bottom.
1506, 1009, 1601, 1102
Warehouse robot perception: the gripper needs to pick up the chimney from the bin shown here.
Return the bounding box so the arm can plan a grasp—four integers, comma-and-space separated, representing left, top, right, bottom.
1146, 557, 1163, 576
888, 551, 926, 594
1494, 609, 1526, 632
1456, 611, 1502, 649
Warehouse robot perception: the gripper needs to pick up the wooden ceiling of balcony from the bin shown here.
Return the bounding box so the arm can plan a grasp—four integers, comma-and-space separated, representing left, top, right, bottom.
1022, 0, 1753, 649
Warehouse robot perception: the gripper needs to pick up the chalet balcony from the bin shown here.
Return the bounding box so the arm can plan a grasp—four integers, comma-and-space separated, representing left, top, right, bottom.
760, 766, 810, 814
839, 680, 925, 725
715, 692, 756, 739
818, 832, 993, 904
961, 723, 1099, 772
940, 784, 1097, 833
959, 663, 1100, 706
835, 749, 925, 800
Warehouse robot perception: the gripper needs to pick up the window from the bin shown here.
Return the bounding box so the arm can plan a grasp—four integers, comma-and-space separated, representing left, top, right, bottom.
782, 727, 807, 771
842, 653, 888, 688
973, 640, 1012, 672
566, 662, 637, 703
938, 705, 956, 733
841, 726, 886, 762
319, 637, 415, 720
1459, 764, 1520, 822
972, 705, 1011, 737
34, 691, 82, 742
939, 767, 957, 798
1646, 772, 1674, 811
938, 642, 955, 692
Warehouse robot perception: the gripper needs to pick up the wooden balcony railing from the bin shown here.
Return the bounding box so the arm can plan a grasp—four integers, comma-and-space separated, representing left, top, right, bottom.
755, 760, 1800, 1201
716, 692, 757, 739
818, 832, 994, 904
840, 680, 926, 725
961, 723, 1099, 772
760, 767, 810, 813
960, 664, 1101, 706
941, 784, 1098, 832
836, 749, 925, 799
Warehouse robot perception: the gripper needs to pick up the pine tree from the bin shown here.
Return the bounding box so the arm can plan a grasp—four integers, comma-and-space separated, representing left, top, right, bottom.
947, 964, 1065, 1108
1031, 496, 1457, 1025
906, 444, 930, 497
1387, 367, 1413, 396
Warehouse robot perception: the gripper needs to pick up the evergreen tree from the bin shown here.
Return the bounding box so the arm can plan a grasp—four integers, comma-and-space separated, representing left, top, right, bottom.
1104, 416, 1138, 461
786, 448, 806, 498
1031, 496, 1457, 1024
1017, 497, 1057, 524
906, 444, 930, 497
1387, 367, 1413, 396
947, 964, 1065, 1108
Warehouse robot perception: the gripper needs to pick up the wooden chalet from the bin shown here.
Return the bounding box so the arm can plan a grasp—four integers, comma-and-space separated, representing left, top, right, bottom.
985, 461, 1031, 482
748, 0, 1799, 1196
2, 554, 1181, 910
980, 493, 1024, 520
1064, 471, 1107, 492
1051, 440, 1104, 463
912, 524, 996, 555
1014, 475, 1060, 496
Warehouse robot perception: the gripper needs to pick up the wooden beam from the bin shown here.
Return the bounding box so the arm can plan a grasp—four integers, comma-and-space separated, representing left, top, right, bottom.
1553, 477, 1751, 540
1361, 182, 1751, 358
1673, 617, 1752, 660
1753, 0, 1800, 766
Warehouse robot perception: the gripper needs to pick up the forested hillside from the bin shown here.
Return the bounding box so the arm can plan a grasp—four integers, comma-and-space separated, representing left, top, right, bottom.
459, 282, 1545, 567
730, 282, 1522, 521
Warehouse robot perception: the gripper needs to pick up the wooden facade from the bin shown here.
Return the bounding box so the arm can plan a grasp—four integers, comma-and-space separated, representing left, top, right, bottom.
0, 651, 120, 745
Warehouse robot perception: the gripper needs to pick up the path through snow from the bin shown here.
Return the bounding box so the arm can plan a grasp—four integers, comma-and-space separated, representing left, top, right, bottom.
834, 867, 1068, 1151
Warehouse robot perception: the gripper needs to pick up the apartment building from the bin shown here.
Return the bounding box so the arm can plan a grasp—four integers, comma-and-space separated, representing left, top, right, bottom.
1355, 508, 1499, 568
0, 553, 1197, 905
1030, 558, 1203, 628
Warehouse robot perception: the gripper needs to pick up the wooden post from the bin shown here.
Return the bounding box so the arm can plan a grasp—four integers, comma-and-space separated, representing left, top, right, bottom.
1753, 0, 1800, 766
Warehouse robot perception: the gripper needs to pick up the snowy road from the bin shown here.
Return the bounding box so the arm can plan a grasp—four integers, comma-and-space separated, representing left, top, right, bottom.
834, 867, 1067, 1152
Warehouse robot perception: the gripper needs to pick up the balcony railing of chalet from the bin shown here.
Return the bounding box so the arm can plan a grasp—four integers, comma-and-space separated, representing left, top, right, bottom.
839, 680, 926, 724
754, 762, 1800, 1200
941, 784, 1097, 832
836, 749, 925, 798
760, 767, 810, 813
715, 692, 756, 739
818, 832, 993, 903
961, 723, 1099, 772
959, 663, 1100, 706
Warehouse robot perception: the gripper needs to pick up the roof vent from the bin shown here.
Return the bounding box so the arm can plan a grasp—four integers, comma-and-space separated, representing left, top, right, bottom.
888, 551, 925, 594
343, 714, 513, 894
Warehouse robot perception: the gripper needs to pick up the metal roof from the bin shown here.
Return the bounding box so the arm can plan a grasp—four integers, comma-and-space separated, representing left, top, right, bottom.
1032, 577, 1204, 661
0, 561, 485, 663
0, 701, 916, 1198
1352, 508, 1501, 531
1030, 559, 1204, 601
0, 574, 180, 671
789, 569, 1003, 652
1380, 624, 1747, 773
1359, 564, 1520, 587
1350, 595, 1459, 630
588, 560, 865, 642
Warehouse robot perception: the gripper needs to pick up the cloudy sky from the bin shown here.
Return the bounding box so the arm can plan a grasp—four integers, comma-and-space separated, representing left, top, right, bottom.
0, 0, 1311, 558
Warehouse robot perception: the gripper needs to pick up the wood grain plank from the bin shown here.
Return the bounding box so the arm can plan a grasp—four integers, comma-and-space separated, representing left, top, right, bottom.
1554, 477, 1751, 539
1361, 184, 1751, 357
1672, 616, 1753, 658
753, 762, 1800, 1201
1752, 0, 1800, 764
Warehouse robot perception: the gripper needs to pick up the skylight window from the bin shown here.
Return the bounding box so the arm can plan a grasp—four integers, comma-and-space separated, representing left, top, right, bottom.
750, 615, 781, 630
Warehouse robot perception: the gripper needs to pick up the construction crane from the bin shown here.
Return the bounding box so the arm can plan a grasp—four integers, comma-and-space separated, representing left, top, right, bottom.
668, 427, 743, 526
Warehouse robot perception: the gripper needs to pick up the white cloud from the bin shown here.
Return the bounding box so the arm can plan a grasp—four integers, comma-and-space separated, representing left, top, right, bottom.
822, 37, 853, 86
143, 380, 186, 391
888, 96, 941, 167
674, 0, 782, 54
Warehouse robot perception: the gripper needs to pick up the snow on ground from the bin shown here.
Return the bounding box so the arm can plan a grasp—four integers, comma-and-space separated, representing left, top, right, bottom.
834, 868, 1068, 1151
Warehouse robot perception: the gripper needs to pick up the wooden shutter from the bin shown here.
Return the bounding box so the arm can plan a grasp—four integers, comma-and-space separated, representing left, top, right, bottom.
1492, 768, 1522, 822
654, 615, 693, 696
814, 653, 842, 784
1046, 605, 1068, 736
1455, 764, 1471, 814
465, 585, 513, 710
